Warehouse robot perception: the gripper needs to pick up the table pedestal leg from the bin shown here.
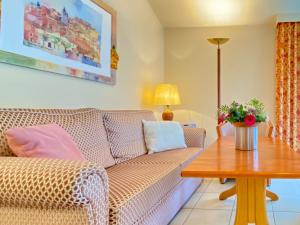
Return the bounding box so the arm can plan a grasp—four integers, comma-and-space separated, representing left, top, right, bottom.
219, 186, 279, 201
234, 178, 269, 225
219, 186, 236, 200
266, 190, 279, 201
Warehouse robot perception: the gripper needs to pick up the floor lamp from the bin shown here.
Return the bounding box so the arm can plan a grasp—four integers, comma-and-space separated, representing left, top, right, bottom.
208, 38, 230, 123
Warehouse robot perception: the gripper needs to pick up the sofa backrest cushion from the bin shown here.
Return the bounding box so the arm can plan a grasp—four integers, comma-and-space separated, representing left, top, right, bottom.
0, 108, 115, 168
102, 110, 156, 163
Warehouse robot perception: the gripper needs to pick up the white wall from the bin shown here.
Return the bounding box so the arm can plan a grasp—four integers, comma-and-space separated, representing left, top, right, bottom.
277, 13, 300, 22
0, 0, 164, 109
165, 25, 276, 122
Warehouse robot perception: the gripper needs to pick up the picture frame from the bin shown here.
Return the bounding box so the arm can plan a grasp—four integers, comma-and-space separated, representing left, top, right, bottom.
0, 0, 117, 85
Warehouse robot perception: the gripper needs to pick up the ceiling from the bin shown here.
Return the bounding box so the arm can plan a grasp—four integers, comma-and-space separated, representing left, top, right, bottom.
148, 0, 300, 27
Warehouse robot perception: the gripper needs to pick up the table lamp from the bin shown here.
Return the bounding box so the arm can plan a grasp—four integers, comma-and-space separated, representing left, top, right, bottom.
153, 84, 181, 121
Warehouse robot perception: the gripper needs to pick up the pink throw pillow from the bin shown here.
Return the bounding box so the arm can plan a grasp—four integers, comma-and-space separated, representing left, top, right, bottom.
5, 124, 85, 161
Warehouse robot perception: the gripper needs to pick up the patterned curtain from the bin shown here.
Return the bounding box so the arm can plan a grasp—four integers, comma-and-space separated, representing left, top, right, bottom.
276, 22, 300, 151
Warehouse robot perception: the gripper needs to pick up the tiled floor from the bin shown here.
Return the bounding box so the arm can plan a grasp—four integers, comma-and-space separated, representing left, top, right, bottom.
170, 178, 300, 225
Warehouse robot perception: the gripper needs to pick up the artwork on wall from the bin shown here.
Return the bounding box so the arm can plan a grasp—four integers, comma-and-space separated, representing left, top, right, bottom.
0, 0, 117, 84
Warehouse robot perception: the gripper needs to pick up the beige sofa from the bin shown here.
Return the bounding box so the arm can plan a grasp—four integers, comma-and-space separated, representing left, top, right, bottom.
0, 108, 206, 225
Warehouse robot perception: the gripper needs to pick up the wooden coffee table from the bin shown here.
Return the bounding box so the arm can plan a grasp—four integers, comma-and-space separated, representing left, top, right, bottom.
182, 136, 300, 225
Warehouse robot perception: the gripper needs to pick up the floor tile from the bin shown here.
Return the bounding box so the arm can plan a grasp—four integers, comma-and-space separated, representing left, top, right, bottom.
272, 194, 300, 212
229, 211, 275, 225
169, 209, 192, 225
183, 193, 203, 209
205, 179, 235, 193
268, 179, 300, 196
274, 212, 300, 225
195, 192, 235, 210
197, 179, 212, 192
185, 209, 232, 225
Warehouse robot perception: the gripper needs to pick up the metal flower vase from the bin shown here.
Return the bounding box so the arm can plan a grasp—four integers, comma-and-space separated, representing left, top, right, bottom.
233, 123, 258, 151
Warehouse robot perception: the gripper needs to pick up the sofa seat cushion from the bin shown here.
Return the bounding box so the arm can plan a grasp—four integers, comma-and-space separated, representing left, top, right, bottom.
0, 108, 115, 168
107, 148, 202, 225
107, 163, 181, 225
102, 110, 156, 164
122, 147, 202, 168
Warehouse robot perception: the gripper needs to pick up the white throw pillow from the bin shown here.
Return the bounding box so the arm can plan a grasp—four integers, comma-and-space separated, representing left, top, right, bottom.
142, 120, 187, 153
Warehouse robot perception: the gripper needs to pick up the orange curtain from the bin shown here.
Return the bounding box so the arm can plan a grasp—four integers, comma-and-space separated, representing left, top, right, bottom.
276, 22, 300, 150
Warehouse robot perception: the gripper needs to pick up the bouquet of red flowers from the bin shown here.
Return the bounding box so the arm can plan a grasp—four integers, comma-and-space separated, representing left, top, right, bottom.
218, 99, 267, 126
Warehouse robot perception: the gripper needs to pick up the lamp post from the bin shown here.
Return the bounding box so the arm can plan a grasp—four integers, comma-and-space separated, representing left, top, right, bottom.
208, 38, 230, 122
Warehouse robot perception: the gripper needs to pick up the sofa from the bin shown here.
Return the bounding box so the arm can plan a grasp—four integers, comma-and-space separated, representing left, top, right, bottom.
0, 108, 206, 225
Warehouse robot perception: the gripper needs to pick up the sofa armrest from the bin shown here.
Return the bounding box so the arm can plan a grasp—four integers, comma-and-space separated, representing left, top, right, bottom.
183, 127, 206, 148
0, 157, 109, 225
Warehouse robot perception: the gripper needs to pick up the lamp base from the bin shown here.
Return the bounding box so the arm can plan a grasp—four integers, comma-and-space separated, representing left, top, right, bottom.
162, 107, 174, 121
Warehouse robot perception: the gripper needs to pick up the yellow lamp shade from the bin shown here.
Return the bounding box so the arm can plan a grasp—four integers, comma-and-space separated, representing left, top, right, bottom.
153, 84, 181, 106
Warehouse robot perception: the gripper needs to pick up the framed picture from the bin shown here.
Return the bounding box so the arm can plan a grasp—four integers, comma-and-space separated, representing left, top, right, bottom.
0, 0, 117, 84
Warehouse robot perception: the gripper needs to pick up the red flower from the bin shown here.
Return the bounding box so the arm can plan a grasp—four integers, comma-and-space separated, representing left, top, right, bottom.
244, 114, 256, 126
218, 114, 226, 124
